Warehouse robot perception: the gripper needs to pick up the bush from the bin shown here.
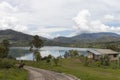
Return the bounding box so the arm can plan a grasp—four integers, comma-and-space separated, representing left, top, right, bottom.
53, 57, 59, 66
84, 57, 89, 66
64, 50, 79, 58
100, 55, 110, 66
0, 46, 7, 58
0, 58, 15, 69
34, 51, 41, 61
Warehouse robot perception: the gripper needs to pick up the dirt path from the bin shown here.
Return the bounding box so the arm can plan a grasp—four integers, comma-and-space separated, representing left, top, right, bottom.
24, 66, 80, 80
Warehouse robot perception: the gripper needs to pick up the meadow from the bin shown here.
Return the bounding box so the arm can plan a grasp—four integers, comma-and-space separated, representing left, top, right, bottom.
25, 57, 120, 80
0, 59, 27, 80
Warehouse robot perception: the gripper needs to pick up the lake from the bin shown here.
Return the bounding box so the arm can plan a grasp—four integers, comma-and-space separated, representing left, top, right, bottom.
9, 46, 89, 60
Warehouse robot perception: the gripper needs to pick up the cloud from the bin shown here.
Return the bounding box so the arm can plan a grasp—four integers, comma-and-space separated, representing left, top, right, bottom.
27, 26, 73, 38
0, 1, 18, 12
0, 0, 120, 38
104, 14, 114, 21
0, 1, 28, 32
73, 9, 120, 34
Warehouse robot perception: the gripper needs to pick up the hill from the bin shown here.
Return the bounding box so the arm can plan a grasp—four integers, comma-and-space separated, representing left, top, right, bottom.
52, 32, 120, 48
0, 29, 32, 42
53, 32, 120, 43
0, 29, 47, 46
0, 29, 120, 47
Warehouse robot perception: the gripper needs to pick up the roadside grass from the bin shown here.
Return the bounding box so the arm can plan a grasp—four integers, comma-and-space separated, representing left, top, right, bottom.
0, 68, 28, 80
25, 57, 120, 80
0, 59, 28, 80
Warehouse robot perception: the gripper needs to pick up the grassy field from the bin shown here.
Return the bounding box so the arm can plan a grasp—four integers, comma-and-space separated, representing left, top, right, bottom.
0, 68, 27, 80
0, 58, 28, 80
25, 57, 120, 80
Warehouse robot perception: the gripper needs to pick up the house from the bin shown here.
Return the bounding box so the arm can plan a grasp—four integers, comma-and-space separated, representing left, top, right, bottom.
87, 49, 119, 61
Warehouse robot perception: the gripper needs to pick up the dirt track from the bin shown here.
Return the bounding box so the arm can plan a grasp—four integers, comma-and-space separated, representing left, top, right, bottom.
24, 66, 80, 80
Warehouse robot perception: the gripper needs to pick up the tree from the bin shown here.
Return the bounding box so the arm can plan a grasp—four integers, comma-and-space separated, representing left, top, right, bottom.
106, 44, 119, 51
64, 51, 70, 58
64, 50, 79, 58
46, 55, 53, 63
100, 55, 110, 66
53, 57, 59, 66
2, 39, 10, 48
70, 50, 79, 57
30, 35, 43, 50
0, 46, 6, 58
2, 39, 10, 56
0, 39, 10, 58
84, 56, 89, 66
34, 51, 41, 61
30, 35, 44, 61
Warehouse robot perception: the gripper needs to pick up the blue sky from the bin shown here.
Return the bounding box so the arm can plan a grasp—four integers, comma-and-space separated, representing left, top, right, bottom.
0, 0, 120, 38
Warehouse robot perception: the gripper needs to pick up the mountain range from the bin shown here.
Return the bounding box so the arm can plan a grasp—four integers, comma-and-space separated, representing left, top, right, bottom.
53, 32, 120, 43
0, 29, 120, 47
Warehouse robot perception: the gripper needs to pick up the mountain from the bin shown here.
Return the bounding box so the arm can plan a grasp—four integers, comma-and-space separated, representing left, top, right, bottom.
72, 32, 120, 41
0, 29, 47, 46
0, 29, 120, 47
72, 32, 120, 39
53, 32, 120, 43
0, 29, 32, 42
53, 32, 120, 48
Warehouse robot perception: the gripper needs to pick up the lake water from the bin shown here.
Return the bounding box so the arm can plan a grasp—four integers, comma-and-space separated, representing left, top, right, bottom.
9, 46, 89, 60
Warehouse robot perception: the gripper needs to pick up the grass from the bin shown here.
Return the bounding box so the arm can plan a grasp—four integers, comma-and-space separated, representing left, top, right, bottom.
0, 58, 28, 80
0, 68, 28, 80
25, 57, 120, 80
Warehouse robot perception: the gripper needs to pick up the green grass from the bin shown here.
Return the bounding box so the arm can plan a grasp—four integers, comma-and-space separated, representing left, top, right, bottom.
0, 68, 28, 80
25, 57, 120, 80
0, 59, 28, 80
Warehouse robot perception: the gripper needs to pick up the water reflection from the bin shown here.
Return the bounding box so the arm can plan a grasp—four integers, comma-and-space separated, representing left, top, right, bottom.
9, 49, 31, 58
9, 46, 88, 60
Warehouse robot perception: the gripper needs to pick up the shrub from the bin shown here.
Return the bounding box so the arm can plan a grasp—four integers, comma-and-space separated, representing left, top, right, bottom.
64, 50, 79, 58
100, 55, 110, 66
84, 57, 89, 66
53, 57, 59, 66
34, 51, 41, 61
0, 59, 15, 69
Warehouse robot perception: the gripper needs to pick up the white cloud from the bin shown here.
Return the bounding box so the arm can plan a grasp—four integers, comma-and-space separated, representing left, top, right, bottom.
0, 1, 18, 12
73, 9, 120, 34
28, 27, 71, 38
0, 0, 120, 38
0, 1, 28, 32
104, 14, 114, 21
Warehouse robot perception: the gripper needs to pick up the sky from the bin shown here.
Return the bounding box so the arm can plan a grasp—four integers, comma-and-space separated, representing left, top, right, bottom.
0, 0, 120, 38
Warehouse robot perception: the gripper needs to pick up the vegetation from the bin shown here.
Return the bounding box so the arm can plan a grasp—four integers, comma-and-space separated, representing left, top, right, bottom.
1, 30, 120, 80
30, 35, 44, 61
25, 57, 120, 80
0, 46, 7, 58
44, 54, 52, 63
30, 35, 44, 50
1, 29, 120, 50
53, 57, 59, 66
23, 49, 120, 80
34, 51, 41, 62
0, 39, 10, 58
100, 55, 110, 66
0, 68, 27, 80
0, 59, 27, 80
0, 39, 27, 80
64, 50, 79, 58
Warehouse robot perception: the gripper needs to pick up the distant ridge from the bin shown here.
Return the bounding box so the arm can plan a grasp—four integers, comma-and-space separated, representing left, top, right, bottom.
0, 29, 32, 41
53, 32, 120, 43
0, 29, 120, 46
0, 29, 47, 46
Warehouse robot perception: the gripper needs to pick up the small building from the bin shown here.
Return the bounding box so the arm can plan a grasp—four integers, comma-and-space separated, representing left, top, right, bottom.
88, 49, 119, 61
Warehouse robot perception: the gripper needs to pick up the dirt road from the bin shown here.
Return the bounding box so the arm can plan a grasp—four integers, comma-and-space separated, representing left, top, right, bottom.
24, 66, 80, 80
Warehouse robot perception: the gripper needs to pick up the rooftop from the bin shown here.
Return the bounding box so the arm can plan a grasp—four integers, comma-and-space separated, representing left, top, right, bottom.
88, 49, 118, 55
